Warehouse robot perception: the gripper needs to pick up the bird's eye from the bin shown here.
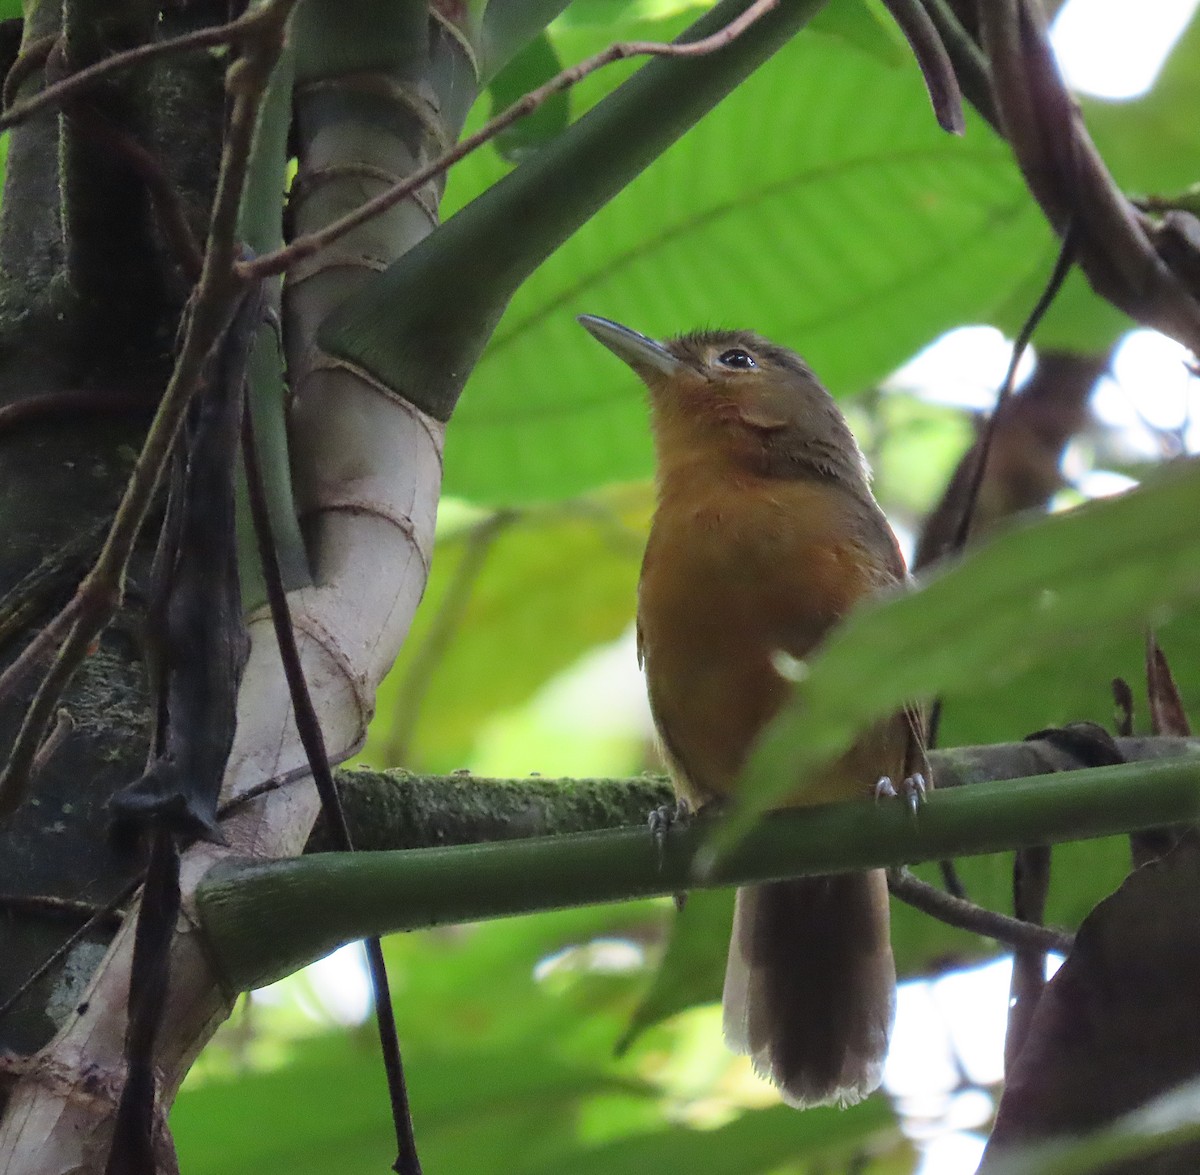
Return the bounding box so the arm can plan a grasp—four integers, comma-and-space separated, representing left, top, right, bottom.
717, 348, 756, 369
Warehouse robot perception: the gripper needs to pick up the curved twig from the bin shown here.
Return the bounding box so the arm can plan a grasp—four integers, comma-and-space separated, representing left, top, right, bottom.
239, 0, 783, 279
888, 866, 1073, 955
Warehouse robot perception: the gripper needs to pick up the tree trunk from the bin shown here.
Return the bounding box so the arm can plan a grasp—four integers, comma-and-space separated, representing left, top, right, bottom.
0, 2, 454, 1167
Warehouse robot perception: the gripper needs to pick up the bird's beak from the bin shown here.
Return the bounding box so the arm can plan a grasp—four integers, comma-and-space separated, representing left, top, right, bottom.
577, 315, 683, 378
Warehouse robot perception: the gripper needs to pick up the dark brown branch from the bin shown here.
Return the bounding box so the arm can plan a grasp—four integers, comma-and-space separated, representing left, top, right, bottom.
1006, 844, 1052, 1068
881, 0, 964, 134
915, 348, 1106, 570
980, 0, 1200, 353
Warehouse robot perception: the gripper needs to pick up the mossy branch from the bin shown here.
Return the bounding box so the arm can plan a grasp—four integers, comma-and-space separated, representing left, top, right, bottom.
197, 736, 1200, 990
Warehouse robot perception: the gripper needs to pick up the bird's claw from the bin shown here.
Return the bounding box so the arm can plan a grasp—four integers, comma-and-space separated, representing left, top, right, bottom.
648, 800, 691, 901
648, 798, 691, 853
875, 772, 927, 818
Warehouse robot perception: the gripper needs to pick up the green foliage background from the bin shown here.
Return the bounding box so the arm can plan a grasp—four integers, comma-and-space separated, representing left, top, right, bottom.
167, 2, 1200, 1172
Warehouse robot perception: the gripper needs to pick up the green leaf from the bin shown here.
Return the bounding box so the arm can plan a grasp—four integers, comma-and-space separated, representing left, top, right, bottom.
479, 0, 571, 81
808, 0, 907, 63
433, 4, 1200, 504
617, 888, 731, 1053
173, 1031, 647, 1175
488, 33, 571, 163
362, 485, 649, 769
720, 460, 1200, 844
518, 1098, 902, 1175
180, 903, 669, 1173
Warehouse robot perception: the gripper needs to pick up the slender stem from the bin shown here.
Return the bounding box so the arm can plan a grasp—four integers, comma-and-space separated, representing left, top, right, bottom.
0, 616, 97, 814
239, 0, 782, 280
1005, 843, 1053, 1070
920, 0, 998, 131
242, 388, 421, 1175
0, 597, 82, 712
29, 707, 74, 777
926, 222, 1076, 751
0, 877, 140, 1024
888, 866, 1070, 954
0, 891, 120, 925
950, 224, 1077, 557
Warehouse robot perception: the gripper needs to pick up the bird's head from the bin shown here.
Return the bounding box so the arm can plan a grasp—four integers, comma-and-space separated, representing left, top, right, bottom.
577, 314, 869, 487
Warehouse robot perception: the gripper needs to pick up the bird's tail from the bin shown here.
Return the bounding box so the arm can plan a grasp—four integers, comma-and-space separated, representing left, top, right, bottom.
722, 870, 895, 1107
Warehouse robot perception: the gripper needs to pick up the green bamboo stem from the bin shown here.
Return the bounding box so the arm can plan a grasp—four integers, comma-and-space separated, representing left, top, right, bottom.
198, 752, 1200, 991
236, 39, 310, 605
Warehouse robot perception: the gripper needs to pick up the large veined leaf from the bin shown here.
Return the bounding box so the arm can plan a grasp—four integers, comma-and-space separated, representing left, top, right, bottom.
177, 902, 664, 1172
174, 1032, 905, 1175
177, 899, 906, 1173
440, 6, 1200, 505
445, 23, 1046, 503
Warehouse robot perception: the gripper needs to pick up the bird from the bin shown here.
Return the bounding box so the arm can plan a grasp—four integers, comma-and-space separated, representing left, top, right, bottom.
578, 314, 927, 1108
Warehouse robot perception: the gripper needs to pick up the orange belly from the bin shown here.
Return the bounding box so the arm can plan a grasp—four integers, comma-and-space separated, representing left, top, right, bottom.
638, 475, 907, 807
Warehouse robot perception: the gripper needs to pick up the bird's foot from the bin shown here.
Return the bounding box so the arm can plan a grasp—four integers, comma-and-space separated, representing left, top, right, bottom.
648, 797, 692, 853
875, 772, 927, 818
649, 799, 692, 907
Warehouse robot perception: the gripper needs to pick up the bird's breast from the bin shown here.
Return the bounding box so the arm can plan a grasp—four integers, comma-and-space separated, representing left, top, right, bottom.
638, 474, 899, 803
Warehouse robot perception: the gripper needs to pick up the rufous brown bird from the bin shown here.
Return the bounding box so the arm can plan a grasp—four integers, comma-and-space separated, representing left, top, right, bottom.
578, 314, 927, 1108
